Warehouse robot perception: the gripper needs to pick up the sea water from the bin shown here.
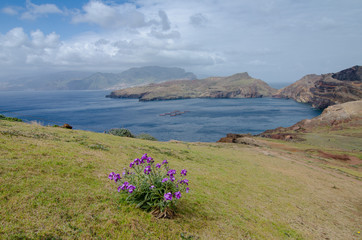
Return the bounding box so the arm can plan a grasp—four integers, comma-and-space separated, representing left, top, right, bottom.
0, 90, 321, 142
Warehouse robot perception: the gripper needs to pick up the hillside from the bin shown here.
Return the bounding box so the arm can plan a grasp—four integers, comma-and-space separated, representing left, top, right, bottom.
274, 65, 362, 109
257, 100, 362, 140
107, 72, 276, 101
0, 120, 361, 239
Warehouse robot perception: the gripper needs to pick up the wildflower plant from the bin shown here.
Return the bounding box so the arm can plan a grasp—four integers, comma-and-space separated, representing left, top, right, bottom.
109, 153, 190, 218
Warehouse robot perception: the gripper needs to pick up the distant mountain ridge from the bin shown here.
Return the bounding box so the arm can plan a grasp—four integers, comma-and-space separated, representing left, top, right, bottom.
0, 66, 197, 91
107, 72, 276, 101
67, 66, 197, 90
274, 65, 362, 109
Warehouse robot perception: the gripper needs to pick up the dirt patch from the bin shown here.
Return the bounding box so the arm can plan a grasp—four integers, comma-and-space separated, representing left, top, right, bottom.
317, 150, 350, 161
304, 149, 362, 165
258, 140, 302, 152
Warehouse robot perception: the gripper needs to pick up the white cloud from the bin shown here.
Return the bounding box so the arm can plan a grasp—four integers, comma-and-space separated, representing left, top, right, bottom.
0, 0, 362, 81
0, 27, 28, 48
30, 30, 60, 48
2, 7, 19, 15
72, 1, 148, 29
21, 0, 63, 20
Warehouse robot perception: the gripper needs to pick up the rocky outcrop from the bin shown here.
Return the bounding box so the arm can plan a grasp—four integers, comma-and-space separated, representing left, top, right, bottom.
217, 133, 264, 146
274, 66, 362, 109
258, 100, 362, 140
107, 72, 276, 101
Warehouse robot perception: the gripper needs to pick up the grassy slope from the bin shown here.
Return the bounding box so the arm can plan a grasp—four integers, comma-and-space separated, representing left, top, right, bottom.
0, 121, 361, 239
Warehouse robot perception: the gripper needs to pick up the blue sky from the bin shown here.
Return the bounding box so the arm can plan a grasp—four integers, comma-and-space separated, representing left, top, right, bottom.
0, 0, 362, 83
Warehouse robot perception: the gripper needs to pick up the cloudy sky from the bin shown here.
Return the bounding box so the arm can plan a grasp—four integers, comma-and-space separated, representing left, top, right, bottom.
0, 0, 361, 84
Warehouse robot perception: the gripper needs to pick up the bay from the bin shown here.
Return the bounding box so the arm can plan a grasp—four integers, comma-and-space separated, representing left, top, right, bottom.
0, 90, 321, 142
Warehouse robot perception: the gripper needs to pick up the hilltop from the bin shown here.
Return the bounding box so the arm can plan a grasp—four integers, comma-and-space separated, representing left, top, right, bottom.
274, 65, 362, 109
107, 72, 276, 101
0, 118, 361, 239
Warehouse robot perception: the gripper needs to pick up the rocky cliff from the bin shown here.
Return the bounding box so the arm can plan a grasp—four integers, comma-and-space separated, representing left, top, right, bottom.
107, 72, 276, 101
274, 66, 362, 109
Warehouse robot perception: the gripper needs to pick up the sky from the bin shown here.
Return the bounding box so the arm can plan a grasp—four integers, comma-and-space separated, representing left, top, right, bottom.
0, 0, 361, 84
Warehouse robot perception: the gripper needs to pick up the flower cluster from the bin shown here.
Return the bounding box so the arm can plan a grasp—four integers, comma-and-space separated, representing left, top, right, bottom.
117, 182, 136, 193
108, 172, 121, 182
108, 153, 190, 215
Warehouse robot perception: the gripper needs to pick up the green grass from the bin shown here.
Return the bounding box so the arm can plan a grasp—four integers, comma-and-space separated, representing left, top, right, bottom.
1, 121, 361, 239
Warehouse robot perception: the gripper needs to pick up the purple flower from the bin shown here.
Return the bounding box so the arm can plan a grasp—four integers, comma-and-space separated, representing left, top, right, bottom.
167, 169, 176, 176
146, 157, 154, 163
144, 165, 151, 175
181, 169, 187, 176
162, 159, 168, 165
186, 187, 190, 193
108, 172, 115, 180
117, 185, 122, 192
150, 185, 155, 189
181, 179, 189, 185
134, 158, 141, 165
156, 163, 161, 168
174, 191, 181, 199
162, 178, 169, 183
114, 173, 121, 182
170, 175, 175, 182
127, 185, 136, 193
164, 192, 172, 201
141, 153, 148, 160
120, 182, 129, 190
129, 162, 134, 168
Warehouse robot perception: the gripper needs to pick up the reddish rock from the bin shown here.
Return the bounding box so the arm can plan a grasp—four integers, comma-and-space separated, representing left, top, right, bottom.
62, 124, 73, 129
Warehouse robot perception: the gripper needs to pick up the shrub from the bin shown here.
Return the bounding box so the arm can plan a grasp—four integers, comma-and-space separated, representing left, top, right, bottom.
109, 154, 190, 218
0, 114, 23, 122
106, 128, 135, 138
136, 133, 157, 141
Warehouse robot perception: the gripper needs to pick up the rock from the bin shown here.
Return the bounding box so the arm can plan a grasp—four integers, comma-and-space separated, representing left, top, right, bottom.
258, 133, 300, 141
61, 124, 73, 129
217, 133, 264, 146
234, 137, 264, 146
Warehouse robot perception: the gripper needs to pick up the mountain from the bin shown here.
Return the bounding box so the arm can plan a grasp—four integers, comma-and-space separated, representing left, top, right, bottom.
0, 66, 197, 91
0, 71, 93, 91
274, 65, 362, 109
107, 72, 276, 101
66, 66, 197, 90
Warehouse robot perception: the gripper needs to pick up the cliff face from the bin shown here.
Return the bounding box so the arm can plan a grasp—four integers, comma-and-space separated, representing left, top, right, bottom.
107, 72, 276, 101
274, 66, 362, 109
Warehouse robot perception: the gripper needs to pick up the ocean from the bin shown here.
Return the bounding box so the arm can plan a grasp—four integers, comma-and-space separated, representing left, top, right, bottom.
0, 90, 322, 142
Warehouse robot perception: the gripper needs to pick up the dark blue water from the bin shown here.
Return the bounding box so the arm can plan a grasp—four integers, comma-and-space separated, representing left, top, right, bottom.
0, 91, 321, 142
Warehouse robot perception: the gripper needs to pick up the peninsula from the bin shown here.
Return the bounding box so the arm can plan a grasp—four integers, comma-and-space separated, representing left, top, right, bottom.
106, 72, 276, 101
274, 65, 362, 109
